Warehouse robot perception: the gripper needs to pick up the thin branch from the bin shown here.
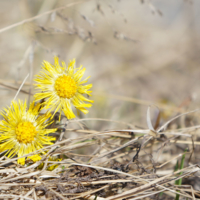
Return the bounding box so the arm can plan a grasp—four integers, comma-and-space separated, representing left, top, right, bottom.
0, 1, 90, 34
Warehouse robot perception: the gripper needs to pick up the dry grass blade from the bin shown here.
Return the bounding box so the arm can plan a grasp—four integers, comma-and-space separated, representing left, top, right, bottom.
0, 82, 30, 95
0, 194, 33, 200
96, 93, 185, 113
13, 74, 29, 101
147, 106, 155, 131
157, 109, 200, 132
0, 1, 90, 34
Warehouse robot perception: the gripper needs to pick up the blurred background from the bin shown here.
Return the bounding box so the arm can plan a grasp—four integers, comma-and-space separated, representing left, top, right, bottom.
0, 0, 200, 130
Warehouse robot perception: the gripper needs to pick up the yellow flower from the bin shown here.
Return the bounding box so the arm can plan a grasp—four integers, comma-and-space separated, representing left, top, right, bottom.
34, 57, 93, 119
0, 100, 56, 165
38, 156, 62, 171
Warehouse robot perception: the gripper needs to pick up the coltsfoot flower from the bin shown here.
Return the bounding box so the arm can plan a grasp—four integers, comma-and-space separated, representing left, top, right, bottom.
34, 57, 93, 119
38, 156, 62, 171
0, 100, 56, 165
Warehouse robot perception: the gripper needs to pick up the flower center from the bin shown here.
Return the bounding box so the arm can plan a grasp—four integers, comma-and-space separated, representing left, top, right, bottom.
15, 122, 37, 144
54, 75, 77, 99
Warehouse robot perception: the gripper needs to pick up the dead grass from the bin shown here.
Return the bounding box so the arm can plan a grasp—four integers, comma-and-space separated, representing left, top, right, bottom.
0, 109, 200, 199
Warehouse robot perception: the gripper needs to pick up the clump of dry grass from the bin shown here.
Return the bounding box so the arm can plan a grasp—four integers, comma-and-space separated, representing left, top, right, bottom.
0, 108, 200, 199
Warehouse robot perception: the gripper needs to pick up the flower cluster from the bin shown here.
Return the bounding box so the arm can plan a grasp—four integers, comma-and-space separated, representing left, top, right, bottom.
0, 57, 93, 165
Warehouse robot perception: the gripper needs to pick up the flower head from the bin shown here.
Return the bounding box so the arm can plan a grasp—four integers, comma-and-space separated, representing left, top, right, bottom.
34, 57, 93, 119
0, 100, 56, 165
38, 156, 62, 171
